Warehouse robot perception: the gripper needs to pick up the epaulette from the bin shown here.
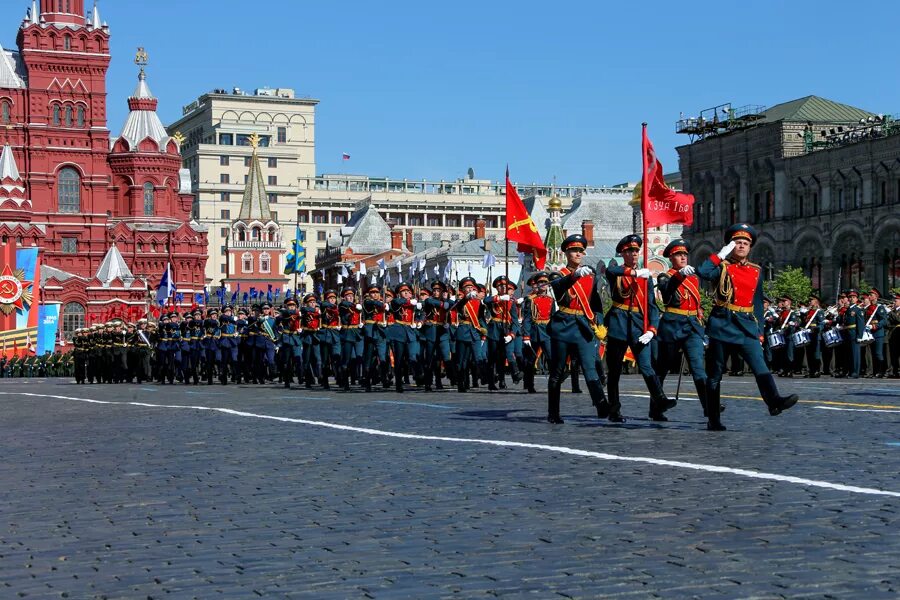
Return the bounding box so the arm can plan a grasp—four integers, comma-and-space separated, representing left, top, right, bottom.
746, 261, 761, 270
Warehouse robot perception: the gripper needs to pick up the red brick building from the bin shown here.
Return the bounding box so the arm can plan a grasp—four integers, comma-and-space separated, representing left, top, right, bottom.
0, 1, 207, 340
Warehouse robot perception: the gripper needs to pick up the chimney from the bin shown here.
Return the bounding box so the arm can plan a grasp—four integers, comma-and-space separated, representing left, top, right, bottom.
405, 228, 414, 251
474, 217, 486, 240
582, 220, 594, 247
390, 229, 403, 250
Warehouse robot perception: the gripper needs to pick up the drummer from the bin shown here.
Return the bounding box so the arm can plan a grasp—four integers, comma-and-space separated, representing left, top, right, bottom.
841, 289, 864, 378
800, 293, 824, 378
762, 295, 777, 368
773, 295, 798, 377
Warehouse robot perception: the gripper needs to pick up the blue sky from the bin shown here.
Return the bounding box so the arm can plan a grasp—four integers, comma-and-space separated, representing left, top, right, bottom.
2, 0, 896, 186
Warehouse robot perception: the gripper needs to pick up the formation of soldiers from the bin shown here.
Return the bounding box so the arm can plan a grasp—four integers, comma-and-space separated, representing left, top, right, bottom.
14, 222, 900, 431
0, 351, 74, 378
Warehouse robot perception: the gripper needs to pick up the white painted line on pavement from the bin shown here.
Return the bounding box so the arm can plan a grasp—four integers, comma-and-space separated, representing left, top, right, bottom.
812, 406, 900, 414
3, 391, 900, 499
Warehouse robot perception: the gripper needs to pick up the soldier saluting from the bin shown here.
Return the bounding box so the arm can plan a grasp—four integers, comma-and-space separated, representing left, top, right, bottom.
698, 223, 799, 431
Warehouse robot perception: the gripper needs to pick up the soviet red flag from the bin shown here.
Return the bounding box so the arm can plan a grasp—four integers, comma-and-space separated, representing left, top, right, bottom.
506, 167, 546, 270
641, 128, 694, 228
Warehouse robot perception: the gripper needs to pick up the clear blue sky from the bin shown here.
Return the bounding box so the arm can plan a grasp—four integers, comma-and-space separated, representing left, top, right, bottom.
3, 0, 896, 186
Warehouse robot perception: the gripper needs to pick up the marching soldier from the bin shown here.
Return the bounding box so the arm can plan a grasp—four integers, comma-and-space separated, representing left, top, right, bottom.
73, 328, 88, 384
235, 308, 250, 384
421, 280, 453, 391
841, 289, 864, 378
773, 296, 798, 377
361, 284, 390, 392
318, 291, 342, 389
655, 239, 710, 417
338, 287, 364, 391
300, 293, 324, 388
800, 294, 824, 378
547, 234, 609, 423
218, 305, 240, 384
388, 282, 424, 393
451, 277, 486, 393
185, 309, 204, 384
604, 234, 673, 422
521, 271, 554, 394
698, 223, 799, 430
863, 288, 889, 378
888, 292, 900, 378
201, 308, 221, 385
278, 297, 304, 388
484, 275, 522, 390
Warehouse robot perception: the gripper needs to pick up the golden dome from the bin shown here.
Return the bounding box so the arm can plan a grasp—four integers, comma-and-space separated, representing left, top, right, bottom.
548, 194, 563, 210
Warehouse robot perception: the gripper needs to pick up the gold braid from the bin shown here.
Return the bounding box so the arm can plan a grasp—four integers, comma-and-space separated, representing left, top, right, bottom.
717, 259, 735, 304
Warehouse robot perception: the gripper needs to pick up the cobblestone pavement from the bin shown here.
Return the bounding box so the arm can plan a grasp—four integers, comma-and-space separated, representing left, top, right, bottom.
1, 375, 899, 599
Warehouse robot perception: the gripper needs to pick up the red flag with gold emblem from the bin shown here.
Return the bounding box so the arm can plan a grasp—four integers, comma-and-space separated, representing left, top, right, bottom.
641, 127, 694, 228
506, 167, 546, 270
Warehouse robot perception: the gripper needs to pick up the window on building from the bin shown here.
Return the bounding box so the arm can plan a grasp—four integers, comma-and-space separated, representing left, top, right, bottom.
446, 216, 459, 227
267, 193, 278, 204
237, 134, 270, 147
260, 252, 271, 273
766, 191, 774, 219
57, 167, 80, 213
836, 188, 844, 211
409, 215, 423, 226
1, 100, 10, 124
220, 173, 230, 184
881, 180, 887, 205
797, 194, 804, 218
52, 104, 61, 126
277, 127, 287, 143
464, 216, 476, 228
64, 105, 73, 127
220, 192, 230, 202
244, 175, 249, 184
220, 264, 226, 274
63, 35, 71, 51
853, 185, 861, 209
811, 192, 818, 216
220, 246, 226, 255
220, 227, 228, 237
268, 176, 277, 186
244, 156, 252, 167
428, 216, 441, 227
241, 252, 253, 273
221, 209, 230, 219
61, 302, 85, 342
76, 106, 85, 127
330, 213, 346, 224
317, 231, 327, 241
61, 237, 77, 253
298, 213, 308, 223
268, 157, 278, 168
312, 212, 327, 224
220, 156, 229, 166
142, 182, 155, 216
707, 201, 715, 229
137, 242, 143, 252
219, 133, 233, 145
697, 203, 705, 231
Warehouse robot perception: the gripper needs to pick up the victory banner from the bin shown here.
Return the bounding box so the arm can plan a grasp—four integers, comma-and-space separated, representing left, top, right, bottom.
0, 245, 42, 358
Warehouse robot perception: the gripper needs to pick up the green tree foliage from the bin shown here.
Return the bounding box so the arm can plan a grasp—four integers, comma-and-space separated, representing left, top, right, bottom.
763, 266, 813, 302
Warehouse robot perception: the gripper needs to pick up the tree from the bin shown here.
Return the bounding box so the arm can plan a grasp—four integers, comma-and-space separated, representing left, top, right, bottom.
764, 266, 813, 302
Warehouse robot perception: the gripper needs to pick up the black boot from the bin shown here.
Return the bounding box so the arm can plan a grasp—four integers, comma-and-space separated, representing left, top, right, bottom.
755, 373, 799, 416
645, 374, 675, 421
706, 380, 726, 431
606, 385, 626, 422
547, 381, 564, 424
587, 380, 610, 419
524, 368, 537, 394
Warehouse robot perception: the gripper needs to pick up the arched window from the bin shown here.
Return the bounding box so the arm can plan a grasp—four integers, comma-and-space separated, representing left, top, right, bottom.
260, 252, 271, 273
62, 302, 85, 341
0, 100, 10, 124
143, 182, 155, 216
57, 167, 81, 213
64, 106, 73, 127
241, 252, 253, 273
52, 105, 61, 126
77, 106, 85, 128
251, 227, 261, 241
63, 35, 71, 51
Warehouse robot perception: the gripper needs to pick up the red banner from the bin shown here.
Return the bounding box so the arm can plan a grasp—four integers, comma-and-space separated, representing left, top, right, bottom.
641, 127, 694, 228
506, 167, 547, 270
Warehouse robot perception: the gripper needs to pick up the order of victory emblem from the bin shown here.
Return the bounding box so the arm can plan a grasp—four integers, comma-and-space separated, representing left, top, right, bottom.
0, 264, 32, 315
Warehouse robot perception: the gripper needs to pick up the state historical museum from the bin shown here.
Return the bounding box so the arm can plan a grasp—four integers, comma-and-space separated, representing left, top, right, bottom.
0, 0, 207, 340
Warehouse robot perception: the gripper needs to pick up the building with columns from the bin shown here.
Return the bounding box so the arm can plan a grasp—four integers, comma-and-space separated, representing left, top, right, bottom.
677, 95, 900, 296
0, 0, 207, 341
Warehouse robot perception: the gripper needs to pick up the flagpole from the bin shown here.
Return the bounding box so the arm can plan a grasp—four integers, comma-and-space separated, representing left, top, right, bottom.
640, 123, 650, 333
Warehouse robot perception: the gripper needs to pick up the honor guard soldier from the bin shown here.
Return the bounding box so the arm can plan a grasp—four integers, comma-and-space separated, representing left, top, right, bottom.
300, 293, 324, 388
604, 234, 674, 422
319, 290, 343, 388
234, 308, 251, 384
201, 308, 221, 385
259, 302, 278, 382
863, 288, 889, 378
521, 271, 555, 394
338, 287, 365, 391
655, 239, 710, 417
698, 223, 799, 430
773, 296, 798, 377
762, 295, 777, 368
451, 277, 486, 393
484, 275, 522, 390
799, 294, 824, 377
887, 292, 900, 378
547, 234, 609, 423
218, 305, 240, 384
362, 284, 390, 392
421, 280, 453, 390
278, 297, 304, 388
841, 289, 864, 378
388, 283, 424, 393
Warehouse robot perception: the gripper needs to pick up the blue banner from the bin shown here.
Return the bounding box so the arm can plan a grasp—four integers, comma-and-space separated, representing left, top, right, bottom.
37, 302, 60, 356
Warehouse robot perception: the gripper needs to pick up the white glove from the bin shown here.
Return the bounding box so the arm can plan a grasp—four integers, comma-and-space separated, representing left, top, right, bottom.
516, 297, 524, 305
449, 295, 456, 302
834, 325, 842, 331
678, 265, 695, 277
503, 335, 513, 344
357, 322, 365, 329
574, 266, 592, 278
635, 268, 652, 279
467, 291, 478, 299
497, 294, 510, 301
717, 241, 736, 260
412, 301, 420, 309
523, 339, 531, 347
355, 303, 362, 310
638, 331, 655, 345
865, 325, 872, 332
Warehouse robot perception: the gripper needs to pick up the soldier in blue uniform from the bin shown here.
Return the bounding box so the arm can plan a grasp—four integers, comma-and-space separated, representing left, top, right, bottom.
421, 280, 453, 391
547, 234, 610, 423
277, 297, 304, 388
864, 288, 889, 378
235, 307, 251, 384
338, 287, 364, 391
300, 293, 324, 388
521, 271, 555, 394
218, 305, 240, 385
604, 234, 674, 422
388, 282, 424, 393
697, 223, 799, 431
318, 290, 343, 388
484, 275, 522, 390
362, 284, 390, 392
184, 309, 203, 384
201, 307, 221, 385
162, 312, 183, 384
840, 289, 864, 378
655, 239, 709, 417
799, 293, 824, 378
451, 276, 486, 393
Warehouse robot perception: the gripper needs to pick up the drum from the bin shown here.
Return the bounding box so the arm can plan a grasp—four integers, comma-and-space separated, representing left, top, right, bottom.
767, 331, 786, 349
823, 328, 843, 347
858, 330, 874, 346
791, 328, 812, 348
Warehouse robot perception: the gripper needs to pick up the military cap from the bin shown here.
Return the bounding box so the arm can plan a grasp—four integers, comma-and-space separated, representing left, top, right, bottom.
430, 280, 447, 290
237, 307, 248, 316
847, 288, 859, 297
476, 283, 487, 293
341, 286, 356, 297
492, 275, 510, 289
384, 288, 395, 297
548, 271, 563, 282
778, 295, 792, 302
724, 223, 758, 245
222, 304, 234, 311
207, 307, 219, 316
763, 295, 773, 303
838, 290, 848, 299
662, 238, 690, 258
527, 271, 550, 286
458, 276, 477, 289
561, 234, 588, 253
418, 289, 431, 298
251, 303, 261, 312
394, 282, 412, 295
867, 287, 882, 298
809, 292, 821, 302
284, 296, 298, 306
365, 284, 381, 294
169, 312, 180, 318
302, 293, 317, 303
615, 234, 642, 255
137, 318, 148, 324
261, 302, 273, 309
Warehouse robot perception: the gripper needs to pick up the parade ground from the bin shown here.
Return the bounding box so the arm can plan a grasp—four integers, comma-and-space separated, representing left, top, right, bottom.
1, 376, 899, 599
